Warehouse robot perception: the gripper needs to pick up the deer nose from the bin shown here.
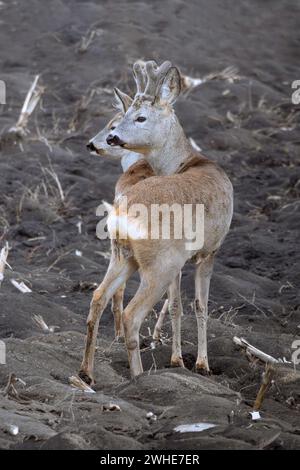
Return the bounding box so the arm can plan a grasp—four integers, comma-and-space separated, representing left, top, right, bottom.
87, 141, 96, 151
106, 134, 125, 146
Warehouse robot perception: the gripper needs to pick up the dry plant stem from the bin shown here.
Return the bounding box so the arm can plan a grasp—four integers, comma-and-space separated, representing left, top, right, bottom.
43, 167, 65, 202
0, 242, 9, 287
234, 337, 300, 382
46, 250, 72, 272
32, 314, 50, 332
233, 336, 278, 364
2, 373, 19, 398
69, 375, 95, 393
11, 279, 32, 293
182, 66, 240, 96
253, 363, 276, 411
9, 75, 44, 136
203, 66, 240, 83
68, 88, 96, 132
77, 26, 102, 53
233, 337, 280, 411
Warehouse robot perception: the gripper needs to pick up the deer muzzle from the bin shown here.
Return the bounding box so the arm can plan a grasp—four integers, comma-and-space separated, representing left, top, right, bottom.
87, 141, 97, 151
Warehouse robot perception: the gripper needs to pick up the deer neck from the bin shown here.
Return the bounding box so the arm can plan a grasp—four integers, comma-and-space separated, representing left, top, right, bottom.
146, 116, 192, 175
121, 152, 143, 172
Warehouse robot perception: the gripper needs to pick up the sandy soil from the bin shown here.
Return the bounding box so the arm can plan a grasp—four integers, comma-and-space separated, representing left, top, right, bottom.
0, 0, 299, 450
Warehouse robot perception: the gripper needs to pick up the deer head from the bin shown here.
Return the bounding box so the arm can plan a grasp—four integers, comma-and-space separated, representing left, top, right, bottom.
86, 60, 148, 161
106, 61, 182, 157
86, 91, 132, 160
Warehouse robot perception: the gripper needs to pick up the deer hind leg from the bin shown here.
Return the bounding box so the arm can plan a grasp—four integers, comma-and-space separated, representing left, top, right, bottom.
153, 298, 169, 340
79, 256, 137, 385
194, 253, 215, 375
123, 267, 181, 378
111, 284, 125, 339
169, 273, 184, 368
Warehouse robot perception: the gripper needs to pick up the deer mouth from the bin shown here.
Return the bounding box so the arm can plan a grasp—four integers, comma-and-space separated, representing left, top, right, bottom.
88, 147, 106, 156
109, 142, 126, 148
95, 148, 107, 155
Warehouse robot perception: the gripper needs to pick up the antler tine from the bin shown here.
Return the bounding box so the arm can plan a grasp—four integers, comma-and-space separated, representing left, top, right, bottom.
144, 60, 172, 96
133, 60, 147, 95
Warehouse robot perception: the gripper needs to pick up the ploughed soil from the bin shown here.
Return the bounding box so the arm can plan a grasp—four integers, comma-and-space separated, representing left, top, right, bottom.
0, 0, 299, 450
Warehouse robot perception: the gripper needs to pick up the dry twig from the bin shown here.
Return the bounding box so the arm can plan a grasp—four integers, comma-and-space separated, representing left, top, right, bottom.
69, 375, 95, 393
10, 279, 32, 293
253, 363, 276, 411
32, 314, 59, 333
182, 65, 241, 95
2, 373, 26, 401
0, 242, 9, 287
9, 75, 45, 137
233, 336, 299, 411
233, 336, 278, 365
77, 27, 102, 53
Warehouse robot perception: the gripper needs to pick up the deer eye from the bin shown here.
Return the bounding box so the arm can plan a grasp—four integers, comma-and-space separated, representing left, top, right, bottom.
135, 116, 146, 123
110, 126, 116, 130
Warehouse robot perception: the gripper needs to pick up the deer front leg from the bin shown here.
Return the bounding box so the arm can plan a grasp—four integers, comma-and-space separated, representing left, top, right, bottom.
194, 253, 215, 375
78, 287, 107, 386
169, 273, 184, 368
111, 284, 125, 339
79, 258, 136, 385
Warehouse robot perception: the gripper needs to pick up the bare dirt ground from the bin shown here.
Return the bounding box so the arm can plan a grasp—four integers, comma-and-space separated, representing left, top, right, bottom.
0, 0, 299, 450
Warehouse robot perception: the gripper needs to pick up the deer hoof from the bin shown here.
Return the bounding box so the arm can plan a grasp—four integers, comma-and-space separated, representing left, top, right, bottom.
195, 361, 211, 376
116, 334, 125, 343
171, 356, 185, 368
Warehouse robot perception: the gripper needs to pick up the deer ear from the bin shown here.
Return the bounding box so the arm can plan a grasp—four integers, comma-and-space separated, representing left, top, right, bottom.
156, 67, 181, 105
113, 88, 133, 113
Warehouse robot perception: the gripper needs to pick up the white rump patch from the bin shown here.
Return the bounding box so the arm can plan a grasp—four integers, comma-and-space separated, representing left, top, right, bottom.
107, 209, 148, 240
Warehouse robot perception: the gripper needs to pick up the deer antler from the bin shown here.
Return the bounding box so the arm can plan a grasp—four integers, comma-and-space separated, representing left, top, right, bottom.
144, 60, 172, 97
133, 60, 147, 95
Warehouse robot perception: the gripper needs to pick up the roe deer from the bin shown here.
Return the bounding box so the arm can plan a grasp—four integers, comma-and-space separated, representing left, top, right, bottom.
85, 60, 209, 341
87, 67, 173, 341
85, 61, 237, 342
79, 61, 233, 384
